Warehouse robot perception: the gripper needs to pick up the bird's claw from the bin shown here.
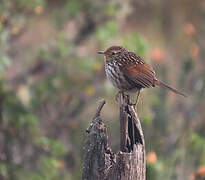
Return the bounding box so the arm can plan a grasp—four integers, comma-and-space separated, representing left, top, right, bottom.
128, 102, 137, 109
115, 91, 123, 102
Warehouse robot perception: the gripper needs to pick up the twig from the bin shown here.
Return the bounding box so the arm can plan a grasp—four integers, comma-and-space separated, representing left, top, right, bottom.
94, 99, 106, 119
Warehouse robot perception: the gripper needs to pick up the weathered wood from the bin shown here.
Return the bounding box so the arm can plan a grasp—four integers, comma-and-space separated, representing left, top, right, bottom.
119, 92, 128, 152
82, 100, 107, 180
82, 97, 146, 180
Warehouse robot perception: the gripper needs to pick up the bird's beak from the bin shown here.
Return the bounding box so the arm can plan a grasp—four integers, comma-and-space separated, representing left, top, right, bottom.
97, 50, 105, 54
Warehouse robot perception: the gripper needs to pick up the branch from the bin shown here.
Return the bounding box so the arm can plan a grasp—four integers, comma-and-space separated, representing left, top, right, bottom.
94, 99, 106, 118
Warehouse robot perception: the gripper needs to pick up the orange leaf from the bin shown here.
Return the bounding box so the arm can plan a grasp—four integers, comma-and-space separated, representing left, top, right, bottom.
151, 48, 164, 63
85, 86, 95, 96
0, 15, 5, 24
35, 6, 43, 15
190, 44, 199, 59
147, 152, 157, 164
190, 165, 205, 179
11, 26, 20, 35
185, 23, 196, 36
57, 160, 65, 169
197, 165, 205, 177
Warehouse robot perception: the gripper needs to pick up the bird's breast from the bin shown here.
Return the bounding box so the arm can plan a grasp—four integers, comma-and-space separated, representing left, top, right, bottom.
105, 63, 136, 91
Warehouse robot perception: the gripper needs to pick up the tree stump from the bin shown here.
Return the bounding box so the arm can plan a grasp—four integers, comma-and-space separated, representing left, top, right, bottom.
82, 94, 146, 180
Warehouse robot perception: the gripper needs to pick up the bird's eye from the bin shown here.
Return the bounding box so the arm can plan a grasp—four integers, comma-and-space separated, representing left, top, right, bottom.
111, 52, 116, 55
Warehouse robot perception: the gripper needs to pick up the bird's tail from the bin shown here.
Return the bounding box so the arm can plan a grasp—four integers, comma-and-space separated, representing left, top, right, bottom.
155, 79, 187, 97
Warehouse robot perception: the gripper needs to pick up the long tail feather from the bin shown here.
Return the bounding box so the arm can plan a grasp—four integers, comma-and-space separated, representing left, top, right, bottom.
155, 79, 187, 97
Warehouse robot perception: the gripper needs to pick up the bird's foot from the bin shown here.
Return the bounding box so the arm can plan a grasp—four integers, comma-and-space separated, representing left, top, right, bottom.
115, 91, 123, 102
128, 91, 141, 109
128, 102, 137, 109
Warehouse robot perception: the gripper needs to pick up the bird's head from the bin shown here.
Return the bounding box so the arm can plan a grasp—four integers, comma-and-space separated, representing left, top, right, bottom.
98, 46, 127, 62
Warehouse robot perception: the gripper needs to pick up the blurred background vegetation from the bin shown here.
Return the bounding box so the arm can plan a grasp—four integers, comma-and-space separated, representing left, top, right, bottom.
0, 0, 204, 180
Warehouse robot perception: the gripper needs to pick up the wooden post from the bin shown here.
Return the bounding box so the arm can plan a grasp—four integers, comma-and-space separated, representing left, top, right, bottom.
119, 92, 128, 152
82, 96, 146, 180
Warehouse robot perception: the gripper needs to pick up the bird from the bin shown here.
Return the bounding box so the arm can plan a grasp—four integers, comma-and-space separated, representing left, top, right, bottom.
98, 46, 187, 106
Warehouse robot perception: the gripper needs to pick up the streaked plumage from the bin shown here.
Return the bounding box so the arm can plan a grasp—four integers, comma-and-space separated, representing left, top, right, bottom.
98, 46, 187, 101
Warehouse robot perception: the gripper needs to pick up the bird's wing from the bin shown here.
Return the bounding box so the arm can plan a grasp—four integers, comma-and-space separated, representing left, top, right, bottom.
121, 53, 156, 88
